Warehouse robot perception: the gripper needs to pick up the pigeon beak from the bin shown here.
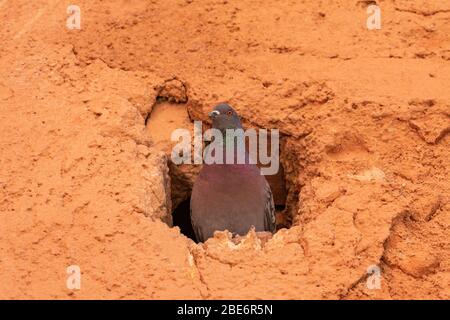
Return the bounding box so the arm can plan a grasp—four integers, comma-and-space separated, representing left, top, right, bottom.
208, 110, 220, 119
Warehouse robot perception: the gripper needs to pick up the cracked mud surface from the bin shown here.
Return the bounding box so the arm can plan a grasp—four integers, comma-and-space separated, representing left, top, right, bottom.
0, 0, 449, 299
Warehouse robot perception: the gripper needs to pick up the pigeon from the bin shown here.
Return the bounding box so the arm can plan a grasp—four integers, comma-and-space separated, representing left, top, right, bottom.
190, 103, 276, 242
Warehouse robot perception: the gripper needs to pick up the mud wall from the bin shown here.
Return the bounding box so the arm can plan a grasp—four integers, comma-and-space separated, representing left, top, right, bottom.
0, 0, 449, 299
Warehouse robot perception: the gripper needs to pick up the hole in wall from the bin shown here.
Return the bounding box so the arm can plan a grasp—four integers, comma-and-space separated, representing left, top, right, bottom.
162, 123, 300, 242
144, 84, 300, 241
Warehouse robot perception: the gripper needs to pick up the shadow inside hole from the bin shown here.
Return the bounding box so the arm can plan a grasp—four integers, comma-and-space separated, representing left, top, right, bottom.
172, 198, 197, 242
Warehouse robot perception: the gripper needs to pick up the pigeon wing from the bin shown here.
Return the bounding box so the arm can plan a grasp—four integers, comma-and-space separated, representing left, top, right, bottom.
190, 200, 203, 242
263, 179, 276, 233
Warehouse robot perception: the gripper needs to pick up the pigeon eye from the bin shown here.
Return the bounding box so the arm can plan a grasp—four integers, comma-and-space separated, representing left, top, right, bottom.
226, 110, 233, 116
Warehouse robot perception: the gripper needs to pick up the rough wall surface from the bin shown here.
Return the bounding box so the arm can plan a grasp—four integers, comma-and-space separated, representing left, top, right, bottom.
0, 0, 449, 299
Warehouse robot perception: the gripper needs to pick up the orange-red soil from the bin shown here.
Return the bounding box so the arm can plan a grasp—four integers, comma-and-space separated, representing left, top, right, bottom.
0, 0, 449, 299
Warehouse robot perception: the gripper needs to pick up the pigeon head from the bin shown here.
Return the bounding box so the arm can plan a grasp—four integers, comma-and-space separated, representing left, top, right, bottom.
208, 103, 242, 132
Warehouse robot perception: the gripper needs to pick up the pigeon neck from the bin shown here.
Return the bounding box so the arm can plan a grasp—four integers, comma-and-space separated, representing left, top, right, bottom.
219, 125, 242, 145
223, 133, 235, 147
